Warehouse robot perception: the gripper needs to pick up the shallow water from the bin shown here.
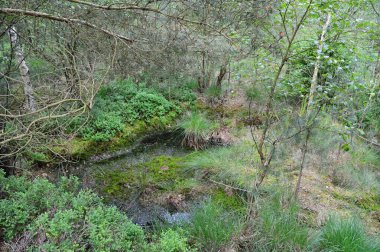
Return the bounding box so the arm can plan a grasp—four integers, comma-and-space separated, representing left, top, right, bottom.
71, 130, 195, 227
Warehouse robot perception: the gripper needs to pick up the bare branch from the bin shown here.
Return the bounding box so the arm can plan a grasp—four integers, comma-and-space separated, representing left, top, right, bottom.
0, 8, 134, 43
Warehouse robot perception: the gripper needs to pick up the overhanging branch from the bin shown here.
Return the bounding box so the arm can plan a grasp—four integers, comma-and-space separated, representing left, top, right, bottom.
0, 8, 134, 43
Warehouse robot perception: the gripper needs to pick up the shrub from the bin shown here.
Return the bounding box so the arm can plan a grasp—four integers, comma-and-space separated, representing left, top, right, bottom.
154, 229, 190, 252
81, 112, 125, 141
157, 82, 198, 103
78, 79, 180, 141
0, 171, 146, 251
318, 216, 380, 252
129, 91, 180, 122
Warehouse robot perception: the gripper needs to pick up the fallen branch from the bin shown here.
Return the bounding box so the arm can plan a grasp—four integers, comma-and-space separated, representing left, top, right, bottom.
209, 178, 250, 193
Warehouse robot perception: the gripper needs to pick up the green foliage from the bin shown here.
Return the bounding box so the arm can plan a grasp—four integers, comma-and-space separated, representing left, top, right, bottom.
79, 79, 180, 141
129, 91, 180, 121
27, 151, 51, 163
185, 143, 260, 189
98, 155, 191, 196
205, 85, 222, 98
157, 81, 198, 103
279, 40, 354, 103
0, 172, 146, 251
331, 141, 380, 192
354, 193, 380, 211
318, 216, 380, 252
154, 229, 190, 252
245, 85, 262, 101
186, 199, 242, 251
250, 193, 309, 251
81, 112, 125, 141
211, 189, 246, 213
180, 111, 217, 150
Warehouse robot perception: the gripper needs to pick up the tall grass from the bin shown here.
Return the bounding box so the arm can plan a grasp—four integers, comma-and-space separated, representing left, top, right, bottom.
318, 216, 380, 252
331, 141, 380, 192
246, 191, 310, 251
185, 142, 260, 189
180, 111, 217, 150
186, 200, 243, 251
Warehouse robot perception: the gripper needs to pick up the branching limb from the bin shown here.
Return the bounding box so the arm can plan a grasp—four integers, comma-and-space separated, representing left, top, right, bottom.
0, 8, 134, 43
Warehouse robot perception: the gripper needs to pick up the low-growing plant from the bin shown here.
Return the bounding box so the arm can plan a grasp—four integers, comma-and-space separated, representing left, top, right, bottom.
0, 172, 146, 251
154, 229, 190, 252
78, 79, 180, 142
185, 143, 259, 189
185, 199, 242, 251
180, 111, 217, 150
318, 215, 380, 252
247, 192, 310, 251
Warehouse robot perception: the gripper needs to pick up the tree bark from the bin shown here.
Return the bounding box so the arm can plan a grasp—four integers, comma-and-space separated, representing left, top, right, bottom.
295, 13, 332, 199
216, 65, 227, 87
307, 13, 332, 110
8, 26, 36, 112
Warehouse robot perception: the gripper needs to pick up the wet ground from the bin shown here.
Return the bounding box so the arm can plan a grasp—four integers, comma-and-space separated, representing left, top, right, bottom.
68, 130, 206, 227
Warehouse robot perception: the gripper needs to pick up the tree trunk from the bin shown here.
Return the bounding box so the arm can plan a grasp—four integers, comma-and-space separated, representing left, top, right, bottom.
8, 26, 36, 112
307, 13, 332, 110
216, 65, 227, 87
295, 13, 332, 199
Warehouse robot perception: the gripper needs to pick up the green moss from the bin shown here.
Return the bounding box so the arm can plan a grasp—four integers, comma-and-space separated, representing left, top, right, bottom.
97, 156, 191, 197
211, 189, 246, 213
331, 190, 353, 202
355, 193, 380, 211
332, 190, 380, 211
51, 120, 161, 161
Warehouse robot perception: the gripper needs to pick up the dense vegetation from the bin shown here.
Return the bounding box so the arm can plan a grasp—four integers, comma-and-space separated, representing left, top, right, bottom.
1, 0, 379, 251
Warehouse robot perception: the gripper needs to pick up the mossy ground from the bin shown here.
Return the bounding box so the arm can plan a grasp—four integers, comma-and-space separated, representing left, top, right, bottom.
94, 153, 249, 216
34, 120, 171, 164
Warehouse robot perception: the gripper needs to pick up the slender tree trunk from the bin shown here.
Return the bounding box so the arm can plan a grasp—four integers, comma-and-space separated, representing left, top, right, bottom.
295, 128, 311, 198
295, 13, 332, 199
307, 13, 332, 110
8, 26, 36, 112
216, 64, 227, 87
253, 1, 313, 189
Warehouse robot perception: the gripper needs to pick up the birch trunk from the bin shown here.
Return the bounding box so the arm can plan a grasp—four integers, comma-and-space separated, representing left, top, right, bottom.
307, 13, 332, 110
295, 13, 332, 198
8, 26, 36, 112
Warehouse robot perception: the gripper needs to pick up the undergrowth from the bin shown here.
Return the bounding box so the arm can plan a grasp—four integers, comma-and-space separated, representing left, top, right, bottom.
0, 172, 195, 251
180, 111, 218, 150
318, 216, 380, 252
74, 79, 181, 142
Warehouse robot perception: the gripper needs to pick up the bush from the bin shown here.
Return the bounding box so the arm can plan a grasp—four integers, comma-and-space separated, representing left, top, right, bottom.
81, 112, 125, 141
130, 91, 180, 122
157, 81, 198, 103
318, 216, 380, 252
0, 171, 146, 251
79, 79, 180, 141
154, 229, 190, 252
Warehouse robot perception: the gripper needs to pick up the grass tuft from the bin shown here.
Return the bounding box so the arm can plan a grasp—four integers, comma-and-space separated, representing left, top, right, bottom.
318, 215, 380, 252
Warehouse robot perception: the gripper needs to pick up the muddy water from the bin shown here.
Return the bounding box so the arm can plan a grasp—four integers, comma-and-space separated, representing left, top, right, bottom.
71, 130, 196, 227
